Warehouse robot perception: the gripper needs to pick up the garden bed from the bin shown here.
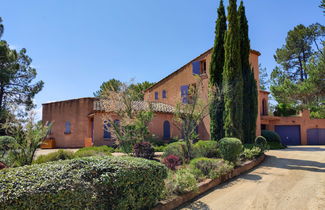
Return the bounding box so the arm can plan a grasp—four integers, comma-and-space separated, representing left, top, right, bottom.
153, 154, 266, 210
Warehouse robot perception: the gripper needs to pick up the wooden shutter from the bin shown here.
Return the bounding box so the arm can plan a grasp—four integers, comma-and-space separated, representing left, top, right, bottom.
192, 61, 200, 75
181, 85, 189, 104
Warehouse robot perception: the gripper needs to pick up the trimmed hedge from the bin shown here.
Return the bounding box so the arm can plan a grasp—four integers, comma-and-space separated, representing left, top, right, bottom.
193, 140, 219, 158
0, 156, 167, 209
218, 138, 243, 163
261, 130, 281, 143
162, 142, 188, 163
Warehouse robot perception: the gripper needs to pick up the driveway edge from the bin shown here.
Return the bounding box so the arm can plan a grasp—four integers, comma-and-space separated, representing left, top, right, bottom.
153, 154, 266, 210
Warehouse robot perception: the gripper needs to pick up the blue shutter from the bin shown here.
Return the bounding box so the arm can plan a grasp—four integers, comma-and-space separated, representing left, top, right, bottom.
162, 90, 167, 98
155, 92, 158, 100
65, 121, 71, 134
181, 85, 189, 104
192, 61, 200, 75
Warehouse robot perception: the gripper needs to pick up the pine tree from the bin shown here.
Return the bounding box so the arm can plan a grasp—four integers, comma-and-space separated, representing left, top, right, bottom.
238, 1, 258, 143
209, 0, 227, 141
222, 0, 243, 140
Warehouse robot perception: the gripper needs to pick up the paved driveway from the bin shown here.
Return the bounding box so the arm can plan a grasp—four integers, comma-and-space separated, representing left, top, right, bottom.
180, 146, 325, 210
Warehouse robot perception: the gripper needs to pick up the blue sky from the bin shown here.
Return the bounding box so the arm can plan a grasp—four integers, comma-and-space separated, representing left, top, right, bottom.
1, 0, 324, 118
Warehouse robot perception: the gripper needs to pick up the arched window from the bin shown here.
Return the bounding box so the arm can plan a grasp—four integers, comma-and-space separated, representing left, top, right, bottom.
262, 99, 268, 116
103, 121, 111, 139
64, 121, 71, 134
114, 119, 120, 126
163, 121, 171, 140
162, 90, 167, 99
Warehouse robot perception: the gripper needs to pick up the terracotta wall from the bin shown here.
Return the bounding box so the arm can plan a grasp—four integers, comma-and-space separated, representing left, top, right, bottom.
42, 98, 94, 148
265, 110, 325, 145
144, 50, 261, 140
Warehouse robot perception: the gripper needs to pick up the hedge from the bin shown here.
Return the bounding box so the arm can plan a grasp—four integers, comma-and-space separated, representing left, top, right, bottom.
261, 130, 281, 143
0, 156, 167, 209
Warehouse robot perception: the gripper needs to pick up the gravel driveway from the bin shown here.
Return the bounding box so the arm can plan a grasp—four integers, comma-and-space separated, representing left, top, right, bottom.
180, 146, 325, 210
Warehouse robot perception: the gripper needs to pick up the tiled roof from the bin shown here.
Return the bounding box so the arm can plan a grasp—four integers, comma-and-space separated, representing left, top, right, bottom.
94, 100, 175, 114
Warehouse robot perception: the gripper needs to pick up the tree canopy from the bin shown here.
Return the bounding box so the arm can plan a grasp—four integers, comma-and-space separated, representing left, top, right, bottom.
271, 23, 325, 118
0, 41, 44, 114
209, 0, 227, 141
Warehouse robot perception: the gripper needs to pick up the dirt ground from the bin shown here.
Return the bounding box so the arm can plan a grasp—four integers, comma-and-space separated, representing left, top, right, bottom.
179, 146, 325, 210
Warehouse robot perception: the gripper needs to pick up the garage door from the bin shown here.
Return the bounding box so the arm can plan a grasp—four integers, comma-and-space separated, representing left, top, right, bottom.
275, 125, 301, 145
307, 128, 325, 145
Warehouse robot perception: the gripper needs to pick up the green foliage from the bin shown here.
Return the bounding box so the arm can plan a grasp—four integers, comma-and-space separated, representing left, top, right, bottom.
268, 142, 286, 150
153, 145, 167, 152
255, 136, 269, 153
1, 115, 51, 167
271, 23, 325, 111
164, 168, 198, 195
242, 147, 262, 160
0, 136, 16, 157
128, 81, 156, 101
93, 79, 123, 97
74, 146, 113, 158
273, 103, 297, 116
238, 1, 258, 144
209, 0, 227, 141
189, 158, 233, 179
0, 40, 44, 115
259, 64, 269, 91
0, 156, 167, 209
218, 137, 243, 163
162, 142, 189, 163
223, 0, 243, 140
261, 130, 281, 143
133, 142, 155, 160
193, 140, 219, 158
33, 150, 75, 164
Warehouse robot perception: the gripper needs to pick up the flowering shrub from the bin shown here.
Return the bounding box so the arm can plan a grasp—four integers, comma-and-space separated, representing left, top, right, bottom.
133, 142, 155, 159
163, 155, 181, 170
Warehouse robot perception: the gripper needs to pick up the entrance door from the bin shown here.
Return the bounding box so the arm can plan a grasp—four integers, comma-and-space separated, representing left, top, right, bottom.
163, 121, 171, 140
275, 125, 301, 145
307, 128, 325, 145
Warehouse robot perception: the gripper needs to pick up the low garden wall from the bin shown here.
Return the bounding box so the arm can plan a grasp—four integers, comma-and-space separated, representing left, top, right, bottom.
153, 154, 266, 210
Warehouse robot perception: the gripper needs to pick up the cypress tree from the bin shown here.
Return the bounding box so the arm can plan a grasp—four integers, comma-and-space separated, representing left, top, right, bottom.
222, 0, 243, 140
209, 0, 227, 141
238, 1, 258, 143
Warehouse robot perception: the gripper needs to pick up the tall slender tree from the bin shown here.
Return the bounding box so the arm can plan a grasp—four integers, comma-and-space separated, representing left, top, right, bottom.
209, 0, 227, 141
222, 0, 243, 140
238, 1, 258, 143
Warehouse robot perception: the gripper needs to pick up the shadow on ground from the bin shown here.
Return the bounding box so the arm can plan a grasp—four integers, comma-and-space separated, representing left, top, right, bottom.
285, 146, 325, 152
177, 201, 211, 210
262, 155, 325, 173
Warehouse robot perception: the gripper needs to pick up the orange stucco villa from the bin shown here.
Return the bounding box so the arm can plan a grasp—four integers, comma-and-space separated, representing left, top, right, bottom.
42, 48, 325, 148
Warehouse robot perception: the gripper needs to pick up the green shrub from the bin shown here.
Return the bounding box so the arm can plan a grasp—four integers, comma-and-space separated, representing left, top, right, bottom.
261, 130, 281, 143
218, 138, 243, 163
162, 142, 189, 163
164, 168, 198, 195
242, 147, 261, 160
193, 140, 219, 158
190, 158, 234, 179
74, 146, 113, 158
268, 142, 286, 150
255, 136, 269, 153
33, 149, 75, 164
153, 145, 167, 152
0, 156, 167, 209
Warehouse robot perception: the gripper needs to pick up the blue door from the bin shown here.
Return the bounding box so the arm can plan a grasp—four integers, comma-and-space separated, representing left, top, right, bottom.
163, 121, 171, 140
307, 129, 325, 145
275, 125, 301, 145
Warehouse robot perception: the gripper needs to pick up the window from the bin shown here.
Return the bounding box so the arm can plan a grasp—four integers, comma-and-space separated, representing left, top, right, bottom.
200, 60, 207, 74
162, 90, 167, 99
155, 92, 158, 100
64, 121, 71, 134
103, 121, 111, 139
180, 85, 189, 104
262, 99, 268, 116
114, 119, 120, 126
